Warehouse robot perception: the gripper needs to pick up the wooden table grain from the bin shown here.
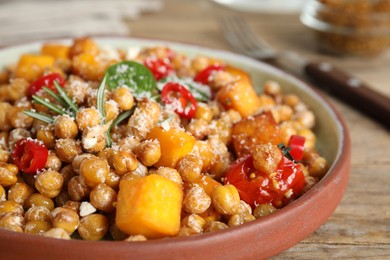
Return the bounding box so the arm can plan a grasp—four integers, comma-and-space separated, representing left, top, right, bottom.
128, 0, 390, 258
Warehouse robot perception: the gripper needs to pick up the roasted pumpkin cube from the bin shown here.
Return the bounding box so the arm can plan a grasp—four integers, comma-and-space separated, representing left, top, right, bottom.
217, 66, 261, 118
72, 53, 106, 81
232, 111, 281, 157
69, 37, 99, 58
116, 174, 183, 238
41, 44, 70, 59
15, 54, 55, 82
146, 126, 196, 168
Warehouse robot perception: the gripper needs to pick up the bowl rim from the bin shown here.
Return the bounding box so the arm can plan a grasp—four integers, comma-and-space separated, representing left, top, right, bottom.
0, 36, 351, 259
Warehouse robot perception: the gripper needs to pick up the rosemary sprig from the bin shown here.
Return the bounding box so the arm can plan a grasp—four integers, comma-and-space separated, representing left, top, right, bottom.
96, 75, 112, 147
31, 95, 66, 115
54, 81, 79, 115
25, 80, 79, 124
42, 87, 67, 107
23, 111, 54, 124
108, 107, 135, 133
277, 143, 294, 161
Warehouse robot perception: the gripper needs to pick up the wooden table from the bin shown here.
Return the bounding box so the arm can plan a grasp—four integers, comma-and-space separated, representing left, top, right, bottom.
128, 0, 390, 258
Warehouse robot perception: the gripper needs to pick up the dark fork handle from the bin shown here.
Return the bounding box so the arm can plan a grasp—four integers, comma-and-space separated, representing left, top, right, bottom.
304, 62, 390, 129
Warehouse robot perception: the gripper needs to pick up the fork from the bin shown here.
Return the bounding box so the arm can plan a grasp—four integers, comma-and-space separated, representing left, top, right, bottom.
219, 15, 390, 129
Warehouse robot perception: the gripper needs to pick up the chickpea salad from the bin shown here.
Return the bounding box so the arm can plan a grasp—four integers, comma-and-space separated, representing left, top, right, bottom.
0, 37, 329, 241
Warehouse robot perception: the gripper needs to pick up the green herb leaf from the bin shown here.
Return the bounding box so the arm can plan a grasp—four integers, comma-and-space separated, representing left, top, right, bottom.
277, 143, 294, 161
53, 81, 79, 115
108, 107, 135, 133
42, 87, 67, 107
23, 111, 54, 124
105, 61, 157, 99
32, 95, 66, 115
95, 75, 112, 147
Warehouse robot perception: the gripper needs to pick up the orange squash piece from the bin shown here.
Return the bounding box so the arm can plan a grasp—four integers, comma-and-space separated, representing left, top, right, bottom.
69, 37, 99, 58
41, 44, 70, 59
217, 66, 261, 118
72, 53, 106, 81
192, 175, 221, 196
116, 174, 183, 238
232, 111, 281, 157
146, 126, 196, 168
15, 54, 55, 82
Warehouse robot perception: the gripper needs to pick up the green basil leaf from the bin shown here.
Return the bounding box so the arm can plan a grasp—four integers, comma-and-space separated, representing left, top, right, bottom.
105, 61, 157, 99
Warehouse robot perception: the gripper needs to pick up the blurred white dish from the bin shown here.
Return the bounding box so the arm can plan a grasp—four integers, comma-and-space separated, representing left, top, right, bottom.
213, 0, 305, 13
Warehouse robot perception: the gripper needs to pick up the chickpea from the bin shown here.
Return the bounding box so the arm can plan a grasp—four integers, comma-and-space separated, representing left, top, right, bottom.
283, 94, 301, 108
297, 128, 316, 150
186, 119, 210, 140
105, 100, 120, 122
45, 150, 62, 171
36, 127, 55, 149
64, 201, 81, 214
0, 200, 24, 215
90, 183, 117, 213
24, 206, 52, 222
63, 76, 88, 105
112, 87, 134, 111
178, 227, 195, 237
124, 234, 148, 242
35, 170, 64, 198
72, 153, 95, 174
155, 167, 182, 185
116, 136, 140, 153
105, 170, 121, 190
181, 214, 206, 234
228, 214, 244, 227
296, 110, 315, 129
43, 227, 71, 239
0, 212, 24, 232
24, 220, 52, 235
127, 99, 161, 141
25, 193, 54, 210
76, 108, 101, 132
8, 128, 31, 149
0, 185, 5, 202
308, 156, 329, 178
0, 102, 12, 131
253, 204, 277, 218
81, 125, 107, 153
79, 157, 110, 187
279, 121, 298, 145
51, 207, 79, 235
0, 147, 9, 163
8, 182, 34, 205
7, 106, 34, 129
195, 102, 213, 122
183, 186, 211, 214
211, 185, 241, 216
263, 80, 281, 96
54, 115, 78, 139
112, 150, 138, 176
68, 176, 90, 201
55, 138, 82, 163
55, 190, 71, 207
204, 221, 228, 233
252, 143, 283, 175
78, 214, 109, 241
136, 140, 161, 166
121, 172, 142, 182
60, 164, 77, 186
0, 167, 18, 187
177, 155, 203, 183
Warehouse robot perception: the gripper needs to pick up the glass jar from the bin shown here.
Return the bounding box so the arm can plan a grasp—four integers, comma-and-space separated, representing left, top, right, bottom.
300, 0, 390, 55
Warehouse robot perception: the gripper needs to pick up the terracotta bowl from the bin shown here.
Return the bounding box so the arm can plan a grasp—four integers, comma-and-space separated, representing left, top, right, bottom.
0, 38, 351, 260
